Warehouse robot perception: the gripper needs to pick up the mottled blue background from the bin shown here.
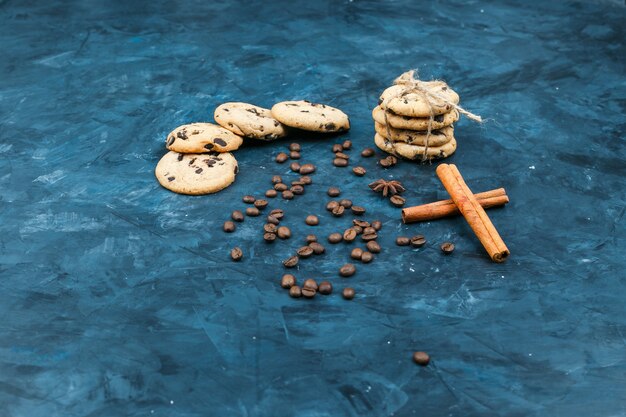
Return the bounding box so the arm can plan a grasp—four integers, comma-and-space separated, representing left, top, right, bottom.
1, 0, 625, 416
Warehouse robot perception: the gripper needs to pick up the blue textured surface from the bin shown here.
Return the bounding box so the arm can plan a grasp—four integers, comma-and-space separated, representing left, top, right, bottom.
1, 0, 625, 416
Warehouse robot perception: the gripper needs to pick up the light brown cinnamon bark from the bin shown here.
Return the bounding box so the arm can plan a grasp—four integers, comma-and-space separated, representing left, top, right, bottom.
435, 164, 510, 263
401, 188, 509, 223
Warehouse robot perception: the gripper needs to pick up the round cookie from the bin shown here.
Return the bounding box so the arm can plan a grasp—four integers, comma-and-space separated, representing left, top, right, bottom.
271, 100, 350, 133
378, 82, 460, 117
166, 123, 243, 153
374, 133, 457, 160
214, 102, 288, 141
372, 106, 459, 131
155, 151, 238, 195
374, 123, 454, 146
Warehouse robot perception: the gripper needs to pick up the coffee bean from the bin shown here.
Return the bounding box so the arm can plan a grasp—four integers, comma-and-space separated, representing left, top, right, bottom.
300, 175, 313, 185
289, 285, 302, 298
396, 236, 410, 246
328, 233, 343, 244
353, 220, 369, 228
351, 247, 364, 260
342, 287, 355, 300
223, 221, 236, 233
309, 242, 325, 254
352, 166, 366, 176
276, 152, 288, 163
361, 147, 375, 157
271, 175, 282, 184
290, 162, 301, 172
281, 274, 296, 289
411, 235, 426, 248
265, 189, 277, 198
267, 215, 280, 225
282, 190, 294, 200
361, 232, 377, 241
232, 210, 244, 222
326, 200, 339, 211
332, 144, 343, 153
289, 143, 301, 152
291, 180, 305, 186
339, 263, 356, 277
301, 287, 316, 298
270, 209, 284, 218
243, 195, 255, 204
274, 183, 288, 191
299, 164, 316, 175
290, 151, 301, 160
380, 158, 391, 168
366, 240, 381, 253
390, 195, 406, 207
371, 220, 382, 231
412, 351, 430, 366
263, 232, 276, 242
305, 215, 319, 226
283, 255, 299, 268
333, 158, 348, 167
339, 199, 353, 208
335, 152, 350, 160
343, 228, 357, 242
246, 207, 260, 217
318, 281, 333, 295
277, 226, 291, 239
363, 227, 376, 235
441, 242, 455, 254
254, 199, 268, 210
303, 279, 318, 291
352, 225, 363, 235
306, 234, 317, 243
360, 251, 374, 263
331, 205, 345, 217
264, 223, 277, 233
230, 247, 243, 261
290, 185, 305, 195
342, 140, 352, 149
327, 187, 341, 197
351, 206, 366, 215
297, 246, 314, 258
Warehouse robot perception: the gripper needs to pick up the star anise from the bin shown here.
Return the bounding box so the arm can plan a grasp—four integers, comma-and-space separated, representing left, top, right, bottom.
368, 179, 405, 197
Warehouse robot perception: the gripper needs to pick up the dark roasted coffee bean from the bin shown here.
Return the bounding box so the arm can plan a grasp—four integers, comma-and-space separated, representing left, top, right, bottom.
303, 279, 318, 291
301, 287, 316, 298
297, 246, 314, 258
351, 248, 364, 260
361, 147, 375, 157
335, 152, 350, 160
263, 232, 276, 242
390, 195, 406, 207
290, 162, 301, 172
326, 200, 339, 211
363, 227, 376, 235
396, 236, 410, 246
291, 180, 305, 186
343, 228, 357, 242
342, 140, 352, 149
289, 151, 301, 160
275, 152, 288, 163
328, 233, 343, 244
243, 195, 256, 204
339, 263, 356, 277
331, 205, 345, 217
281, 274, 296, 289
289, 285, 302, 298
232, 210, 244, 222
371, 220, 382, 231
333, 158, 348, 167
270, 208, 284, 218
299, 164, 316, 175
274, 183, 288, 191
353, 219, 369, 228
283, 255, 299, 268
339, 199, 353, 208
305, 234, 317, 243
327, 187, 341, 197
282, 190, 294, 200
267, 215, 280, 225
223, 221, 236, 233
289, 143, 301, 152
380, 158, 392, 168
230, 247, 243, 261
360, 251, 373, 263
266, 189, 277, 198
277, 226, 291, 239
332, 144, 343, 153
351, 206, 366, 215
411, 235, 426, 248
342, 287, 355, 300
300, 175, 312, 185
264, 223, 277, 234
305, 215, 319, 226
318, 281, 333, 295
361, 232, 377, 241
366, 240, 381, 253
441, 242, 455, 254
254, 199, 268, 210
352, 166, 366, 176
309, 242, 325, 254
246, 207, 260, 217
271, 175, 282, 184
291, 185, 304, 195
352, 225, 363, 235
412, 351, 430, 366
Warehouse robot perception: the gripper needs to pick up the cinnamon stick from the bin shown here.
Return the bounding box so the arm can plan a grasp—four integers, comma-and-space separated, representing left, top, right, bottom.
402, 188, 509, 223
435, 164, 510, 263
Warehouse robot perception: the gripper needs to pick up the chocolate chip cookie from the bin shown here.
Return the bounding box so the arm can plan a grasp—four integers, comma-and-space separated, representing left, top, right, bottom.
374, 123, 454, 146
374, 133, 457, 160
166, 123, 243, 153
378, 82, 460, 117
271, 100, 350, 133
214, 102, 288, 141
372, 106, 459, 131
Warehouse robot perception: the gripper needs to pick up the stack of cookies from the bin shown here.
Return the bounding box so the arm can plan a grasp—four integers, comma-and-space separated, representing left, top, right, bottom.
372, 72, 460, 161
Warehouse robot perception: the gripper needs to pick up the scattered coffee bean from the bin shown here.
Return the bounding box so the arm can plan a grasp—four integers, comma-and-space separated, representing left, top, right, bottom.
271, 175, 282, 184
441, 242, 455, 254
343, 228, 357, 242
299, 164, 316, 175
351, 206, 366, 215
305, 215, 319, 226
326, 200, 339, 211
277, 226, 291, 239
274, 183, 288, 191
254, 199, 268, 210
306, 234, 317, 243
332, 144, 343, 153
390, 195, 406, 207
290, 162, 301, 172
291, 180, 305, 187
263, 232, 276, 242
361, 147, 375, 157
265, 189, 277, 198
318, 281, 333, 295
223, 221, 236, 233
303, 279, 318, 291
396, 236, 410, 246
342, 140, 352, 149
297, 246, 314, 258
282, 190, 294, 200
230, 247, 243, 261
270, 209, 284, 219
339, 263, 356, 277
232, 210, 244, 222
328, 233, 343, 244
275, 152, 288, 163
281, 274, 296, 289
351, 248, 364, 260
342, 287, 355, 300
289, 285, 302, 298
243, 195, 256, 204
327, 187, 341, 197
290, 151, 301, 160
264, 223, 277, 234
267, 215, 280, 225
371, 220, 382, 231
339, 199, 353, 208
331, 205, 345, 217
246, 207, 260, 217
411, 235, 426, 248
283, 255, 299, 268
366, 240, 381, 253
300, 175, 312, 185
379, 155, 398, 168
412, 351, 430, 366
309, 242, 325, 254
335, 152, 350, 160
289, 143, 301, 152
333, 158, 348, 167
352, 166, 366, 176
352, 225, 363, 235
301, 286, 316, 298
291, 185, 305, 195
361, 251, 374, 263
353, 219, 369, 228
361, 231, 377, 241
363, 227, 376, 235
